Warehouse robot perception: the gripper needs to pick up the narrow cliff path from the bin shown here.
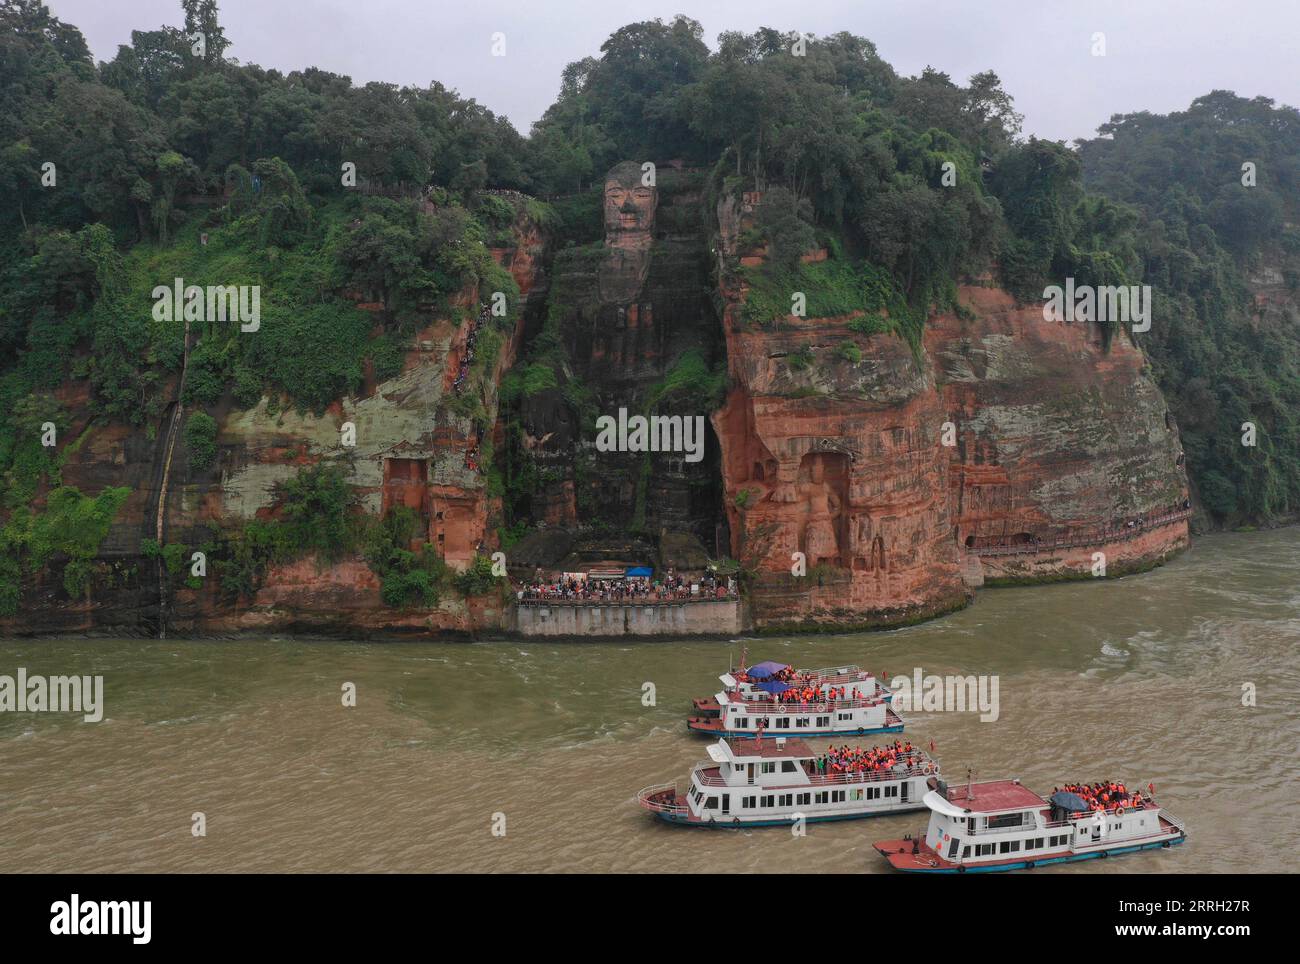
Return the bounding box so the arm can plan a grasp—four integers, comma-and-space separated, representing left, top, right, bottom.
153, 315, 192, 639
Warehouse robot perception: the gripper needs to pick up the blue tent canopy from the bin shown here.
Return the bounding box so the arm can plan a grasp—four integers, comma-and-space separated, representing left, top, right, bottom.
746, 660, 790, 680
756, 680, 790, 694
625, 566, 653, 578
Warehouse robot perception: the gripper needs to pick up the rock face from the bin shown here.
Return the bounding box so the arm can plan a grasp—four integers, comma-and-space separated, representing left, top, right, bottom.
713, 197, 1190, 630
510, 163, 726, 550
0, 172, 1193, 638
1, 203, 547, 639
932, 286, 1189, 572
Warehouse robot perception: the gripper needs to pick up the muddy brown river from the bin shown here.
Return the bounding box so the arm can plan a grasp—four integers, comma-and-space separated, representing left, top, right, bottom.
1, 529, 1296, 873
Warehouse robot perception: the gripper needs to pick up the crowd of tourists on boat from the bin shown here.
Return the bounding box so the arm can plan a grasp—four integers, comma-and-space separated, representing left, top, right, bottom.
745, 682, 870, 706
452, 303, 490, 395
1056, 781, 1153, 815
517, 573, 737, 603
736, 665, 812, 685
813, 741, 925, 776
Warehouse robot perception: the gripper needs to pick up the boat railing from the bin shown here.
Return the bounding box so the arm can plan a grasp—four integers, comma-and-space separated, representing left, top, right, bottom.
805, 762, 937, 786
636, 783, 687, 813
722, 695, 885, 712
693, 763, 728, 788
806, 666, 872, 685
1040, 800, 1160, 830
692, 756, 936, 789
1157, 806, 1186, 833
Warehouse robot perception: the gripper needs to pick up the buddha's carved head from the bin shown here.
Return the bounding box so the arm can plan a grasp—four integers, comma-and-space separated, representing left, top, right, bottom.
604, 161, 656, 249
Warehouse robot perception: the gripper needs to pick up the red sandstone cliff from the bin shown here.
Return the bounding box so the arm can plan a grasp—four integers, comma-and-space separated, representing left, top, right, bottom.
713, 197, 1190, 630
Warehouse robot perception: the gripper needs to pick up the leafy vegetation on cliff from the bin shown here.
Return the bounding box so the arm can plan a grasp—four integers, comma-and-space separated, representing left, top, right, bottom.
1078, 93, 1300, 523
0, 485, 131, 614
0, 1, 534, 606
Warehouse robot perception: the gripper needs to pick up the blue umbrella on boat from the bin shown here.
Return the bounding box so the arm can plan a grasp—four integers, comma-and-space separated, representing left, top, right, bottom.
755, 680, 791, 694
1050, 791, 1090, 814
746, 660, 790, 680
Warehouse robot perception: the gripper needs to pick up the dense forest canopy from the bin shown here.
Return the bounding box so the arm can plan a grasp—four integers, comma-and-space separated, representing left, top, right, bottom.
1, 0, 1297, 539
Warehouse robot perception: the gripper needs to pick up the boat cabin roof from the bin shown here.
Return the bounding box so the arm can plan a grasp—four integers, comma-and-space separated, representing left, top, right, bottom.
713, 737, 812, 762
939, 780, 1045, 814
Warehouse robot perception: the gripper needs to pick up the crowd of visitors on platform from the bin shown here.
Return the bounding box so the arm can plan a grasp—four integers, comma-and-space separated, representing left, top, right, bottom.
517, 570, 736, 603
812, 741, 920, 777
1056, 781, 1152, 815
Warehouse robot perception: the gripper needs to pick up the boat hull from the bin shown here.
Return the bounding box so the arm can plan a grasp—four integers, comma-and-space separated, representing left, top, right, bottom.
654, 804, 928, 828
874, 833, 1187, 873
688, 723, 906, 739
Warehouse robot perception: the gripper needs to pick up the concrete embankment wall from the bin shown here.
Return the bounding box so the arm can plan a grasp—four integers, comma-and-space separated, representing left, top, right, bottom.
511, 600, 744, 637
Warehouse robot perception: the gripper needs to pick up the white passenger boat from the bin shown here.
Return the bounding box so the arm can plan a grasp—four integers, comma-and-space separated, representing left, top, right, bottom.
638, 736, 936, 827
687, 674, 904, 738
874, 776, 1187, 872
691, 660, 893, 718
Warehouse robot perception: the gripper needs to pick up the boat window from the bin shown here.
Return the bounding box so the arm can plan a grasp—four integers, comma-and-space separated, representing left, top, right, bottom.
761, 762, 775, 774
781, 761, 797, 772
986, 812, 1026, 830
706, 797, 718, 809
761, 795, 774, 807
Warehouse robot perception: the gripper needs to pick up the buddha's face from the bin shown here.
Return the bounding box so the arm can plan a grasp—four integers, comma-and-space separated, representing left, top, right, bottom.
604, 166, 655, 248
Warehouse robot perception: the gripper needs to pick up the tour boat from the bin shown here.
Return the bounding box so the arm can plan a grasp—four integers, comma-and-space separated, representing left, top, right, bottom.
873, 776, 1187, 872
687, 665, 904, 738
638, 737, 938, 827
691, 661, 893, 719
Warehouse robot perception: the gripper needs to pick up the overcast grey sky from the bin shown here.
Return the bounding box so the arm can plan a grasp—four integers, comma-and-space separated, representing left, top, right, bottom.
48, 0, 1300, 143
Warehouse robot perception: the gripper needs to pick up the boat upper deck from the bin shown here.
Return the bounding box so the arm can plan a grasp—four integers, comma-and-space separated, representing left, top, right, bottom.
695, 748, 937, 789
722, 737, 814, 759
943, 780, 1046, 813
718, 689, 886, 709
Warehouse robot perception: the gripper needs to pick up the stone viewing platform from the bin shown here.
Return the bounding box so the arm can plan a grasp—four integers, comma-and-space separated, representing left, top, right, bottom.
511, 597, 744, 637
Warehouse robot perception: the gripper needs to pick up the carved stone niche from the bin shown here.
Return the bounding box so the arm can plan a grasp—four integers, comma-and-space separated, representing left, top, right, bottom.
812, 436, 860, 463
